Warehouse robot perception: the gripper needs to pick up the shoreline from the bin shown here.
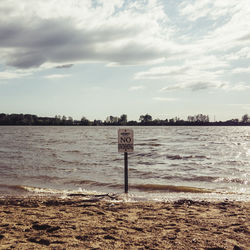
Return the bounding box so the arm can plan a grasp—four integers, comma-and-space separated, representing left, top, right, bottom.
0, 196, 249, 249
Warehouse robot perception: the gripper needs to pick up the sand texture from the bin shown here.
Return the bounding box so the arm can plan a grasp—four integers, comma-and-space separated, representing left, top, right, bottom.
0, 197, 249, 249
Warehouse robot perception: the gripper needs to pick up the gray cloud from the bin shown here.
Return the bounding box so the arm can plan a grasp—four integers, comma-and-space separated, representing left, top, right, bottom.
0, 17, 168, 69
7, 51, 47, 69
188, 82, 225, 91
55, 64, 74, 69
161, 81, 227, 92
239, 33, 250, 41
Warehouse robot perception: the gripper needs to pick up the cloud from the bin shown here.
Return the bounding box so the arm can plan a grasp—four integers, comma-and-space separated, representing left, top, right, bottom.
0, 0, 249, 99
0, 0, 176, 69
134, 65, 188, 80
129, 85, 145, 91
224, 47, 250, 61
135, 55, 228, 79
232, 67, 250, 74
134, 56, 227, 93
55, 64, 74, 69
44, 74, 71, 79
238, 33, 250, 41
160, 81, 250, 92
174, 0, 250, 68
226, 82, 250, 91
160, 81, 228, 92
0, 70, 31, 80
179, 1, 239, 21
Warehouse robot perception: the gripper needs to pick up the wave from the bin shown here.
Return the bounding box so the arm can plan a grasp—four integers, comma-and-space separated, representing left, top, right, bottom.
136, 143, 162, 147
0, 184, 63, 195
214, 177, 249, 185
64, 150, 81, 153
0, 184, 105, 197
23, 175, 63, 182
192, 176, 217, 182
0, 184, 28, 193
64, 179, 104, 186
134, 152, 157, 158
63, 179, 213, 193
131, 184, 212, 193
56, 158, 81, 165
143, 138, 159, 142
166, 154, 209, 160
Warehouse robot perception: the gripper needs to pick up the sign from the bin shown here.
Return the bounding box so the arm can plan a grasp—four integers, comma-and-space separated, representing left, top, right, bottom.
118, 129, 134, 153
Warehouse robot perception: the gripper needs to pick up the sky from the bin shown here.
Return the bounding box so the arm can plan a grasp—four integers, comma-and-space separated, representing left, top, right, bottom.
0, 0, 250, 122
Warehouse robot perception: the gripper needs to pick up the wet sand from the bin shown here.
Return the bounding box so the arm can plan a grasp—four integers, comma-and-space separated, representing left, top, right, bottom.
0, 196, 249, 249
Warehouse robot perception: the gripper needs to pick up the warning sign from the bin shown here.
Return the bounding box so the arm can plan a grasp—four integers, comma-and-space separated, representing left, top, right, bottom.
118, 129, 134, 153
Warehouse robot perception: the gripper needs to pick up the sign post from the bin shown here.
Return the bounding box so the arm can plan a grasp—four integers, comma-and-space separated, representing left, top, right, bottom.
118, 129, 134, 193
124, 152, 128, 193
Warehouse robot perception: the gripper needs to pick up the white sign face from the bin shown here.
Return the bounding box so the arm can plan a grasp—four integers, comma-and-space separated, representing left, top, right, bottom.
118, 129, 134, 153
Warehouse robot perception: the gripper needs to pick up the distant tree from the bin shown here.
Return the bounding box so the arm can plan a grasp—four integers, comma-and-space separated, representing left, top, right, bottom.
225, 119, 239, 125
187, 116, 195, 122
139, 114, 152, 124
0, 113, 7, 124
8, 113, 24, 125
23, 114, 35, 125
67, 116, 74, 125
169, 118, 175, 124
127, 120, 138, 125
93, 120, 103, 126
241, 114, 249, 123
118, 114, 127, 125
187, 114, 209, 123
174, 117, 180, 122
54, 115, 61, 125
80, 116, 90, 125
105, 116, 118, 124
152, 119, 163, 125
61, 115, 67, 125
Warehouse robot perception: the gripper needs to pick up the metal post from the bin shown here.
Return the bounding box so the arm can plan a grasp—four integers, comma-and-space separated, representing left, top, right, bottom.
124, 152, 128, 193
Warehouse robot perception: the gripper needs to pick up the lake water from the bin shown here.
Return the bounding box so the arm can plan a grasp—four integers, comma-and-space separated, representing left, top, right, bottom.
0, 126, 249, 201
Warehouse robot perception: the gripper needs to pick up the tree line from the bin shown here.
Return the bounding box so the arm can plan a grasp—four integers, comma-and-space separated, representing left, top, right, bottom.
0, 113, 249, 126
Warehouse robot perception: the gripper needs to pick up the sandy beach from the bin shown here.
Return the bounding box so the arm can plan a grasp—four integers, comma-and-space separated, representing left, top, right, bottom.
0, 196, 249, 249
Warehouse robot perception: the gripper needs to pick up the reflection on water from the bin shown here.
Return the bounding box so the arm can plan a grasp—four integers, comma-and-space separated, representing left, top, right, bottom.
0, 126, 249, 200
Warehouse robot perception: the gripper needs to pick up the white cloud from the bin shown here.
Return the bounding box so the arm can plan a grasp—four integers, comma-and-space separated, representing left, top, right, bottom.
135, 55, 228, 79
179, 1, 240, 21
129, 85, 145, 91
160, 81, 228, 92
192, 1, 250, 51
44, 74, 71, 79
134, 56, 228, 92
134, 65, 187, 80
159, 81, 249, 92
226, 82, 250, 91
232, 67, 250, 74
134, 0, 250, 94
224, 47, 250, 61
0, 70, 31, 80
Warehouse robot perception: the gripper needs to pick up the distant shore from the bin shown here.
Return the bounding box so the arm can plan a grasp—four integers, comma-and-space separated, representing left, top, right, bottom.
1, 112, 250, 126
0, 196, 249, 249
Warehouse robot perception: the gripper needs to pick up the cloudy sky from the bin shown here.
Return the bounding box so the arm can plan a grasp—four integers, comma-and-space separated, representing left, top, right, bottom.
0, 0, 250, 121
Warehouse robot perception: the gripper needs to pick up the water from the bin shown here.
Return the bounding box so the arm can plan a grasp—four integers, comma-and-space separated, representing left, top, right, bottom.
0, 126, 249, 201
